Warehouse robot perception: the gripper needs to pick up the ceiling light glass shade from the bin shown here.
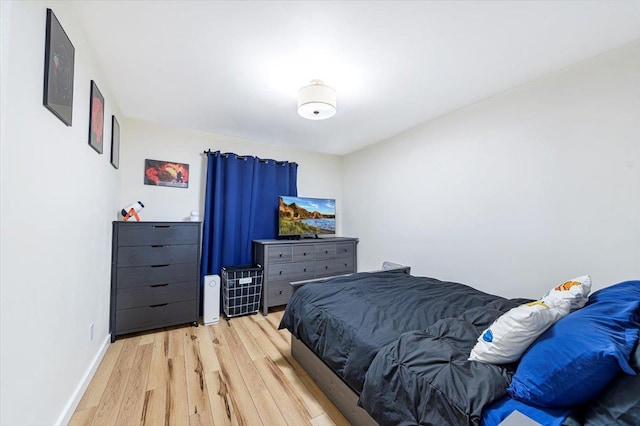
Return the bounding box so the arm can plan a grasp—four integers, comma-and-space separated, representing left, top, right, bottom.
297, 80, 336, 120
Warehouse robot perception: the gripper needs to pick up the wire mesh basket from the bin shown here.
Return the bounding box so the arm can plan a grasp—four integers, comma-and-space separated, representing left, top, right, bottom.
222, 265, 263, 318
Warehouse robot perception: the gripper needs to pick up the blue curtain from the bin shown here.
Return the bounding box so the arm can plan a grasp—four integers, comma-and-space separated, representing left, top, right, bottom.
200, 151, 297, 284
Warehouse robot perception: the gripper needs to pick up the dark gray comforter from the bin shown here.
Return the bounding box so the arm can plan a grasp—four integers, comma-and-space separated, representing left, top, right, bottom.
279, 270, 527, 425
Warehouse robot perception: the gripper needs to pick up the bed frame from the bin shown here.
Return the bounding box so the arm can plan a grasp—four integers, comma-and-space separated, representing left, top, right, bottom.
288, 262, 411, 425
291, 337, 377, 425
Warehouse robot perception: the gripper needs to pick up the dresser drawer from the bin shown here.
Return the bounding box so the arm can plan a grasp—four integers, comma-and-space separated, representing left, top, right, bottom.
115, 300, 197, 333
335, 242, 355, 258
266, 280, 294, 306
317, 257, 355, 277
111, 221, 201, 342
292, 244, 316, 262
267, 261, 315, 280
315, 243, 336, 259
116, 282, 197, 310
267, 246, 293, 263
117, 223, 199, 246
116, 263, 197, 288
117, 244, 198, 267
253, 237, 357, 315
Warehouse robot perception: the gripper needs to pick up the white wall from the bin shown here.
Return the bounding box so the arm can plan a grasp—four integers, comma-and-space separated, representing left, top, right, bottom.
1, 1, 636, 422
342, 41, 640, 299
0, 1, 122, 424
0, 2, 342, 421
120, 118, 344, 231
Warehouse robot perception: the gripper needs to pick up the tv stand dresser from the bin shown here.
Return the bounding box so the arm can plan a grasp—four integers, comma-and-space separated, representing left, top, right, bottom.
253, 237, 358, 315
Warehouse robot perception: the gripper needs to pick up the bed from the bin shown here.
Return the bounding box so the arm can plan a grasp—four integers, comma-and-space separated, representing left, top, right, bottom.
279, 266, 640, 426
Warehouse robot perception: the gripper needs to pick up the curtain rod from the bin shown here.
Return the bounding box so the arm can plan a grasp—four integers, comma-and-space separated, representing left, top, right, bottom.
202, 149, 298, 167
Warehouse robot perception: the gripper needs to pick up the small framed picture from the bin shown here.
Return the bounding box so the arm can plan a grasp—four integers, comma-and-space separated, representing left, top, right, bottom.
144, 159, 189, 188
88, 80, 104, 154
43, 8, 75, 126
110, 116, 120, 169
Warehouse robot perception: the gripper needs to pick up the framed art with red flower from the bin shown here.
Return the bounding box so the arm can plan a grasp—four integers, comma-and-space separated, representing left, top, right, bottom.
88, 80, 104, 154
144, 159, 189, 188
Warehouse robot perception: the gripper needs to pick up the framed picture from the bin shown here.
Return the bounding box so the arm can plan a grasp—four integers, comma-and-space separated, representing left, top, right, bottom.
110, 116, 120, 169
43, 8, 75, 126
144, 159, 189, 188
88, 80, 104, 154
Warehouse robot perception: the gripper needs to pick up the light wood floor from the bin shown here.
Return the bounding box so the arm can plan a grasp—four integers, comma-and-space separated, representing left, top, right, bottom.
69, 309, 349, 426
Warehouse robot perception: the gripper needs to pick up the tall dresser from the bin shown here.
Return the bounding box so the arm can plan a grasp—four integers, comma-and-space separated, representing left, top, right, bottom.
110, 221, 201, 342
253, 237, 358, 315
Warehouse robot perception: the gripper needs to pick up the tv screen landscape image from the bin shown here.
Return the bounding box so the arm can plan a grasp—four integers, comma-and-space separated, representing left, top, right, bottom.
279, 196, 336, 236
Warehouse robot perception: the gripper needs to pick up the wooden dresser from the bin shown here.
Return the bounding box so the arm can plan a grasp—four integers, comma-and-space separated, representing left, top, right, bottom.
253, 237, 358, 315
110, 221, 201, 342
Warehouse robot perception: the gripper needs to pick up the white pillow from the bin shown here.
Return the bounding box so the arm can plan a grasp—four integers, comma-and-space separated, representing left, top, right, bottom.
469, 299, 571, 364
542, 275, 591, 310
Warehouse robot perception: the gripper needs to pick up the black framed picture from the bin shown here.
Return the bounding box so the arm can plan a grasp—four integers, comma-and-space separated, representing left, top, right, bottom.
88, 80, 104, 154
110, 116, 120, 169
43, 8, 75, 126
144, 159, 189, 188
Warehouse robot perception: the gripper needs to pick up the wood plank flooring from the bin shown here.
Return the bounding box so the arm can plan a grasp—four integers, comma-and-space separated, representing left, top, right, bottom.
70, 310, 349, 426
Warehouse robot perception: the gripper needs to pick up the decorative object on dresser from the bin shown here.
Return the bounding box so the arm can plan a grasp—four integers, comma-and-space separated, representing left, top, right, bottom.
120, 201, 144, 222
253, 237, 357, 315
110, 221, 201, 342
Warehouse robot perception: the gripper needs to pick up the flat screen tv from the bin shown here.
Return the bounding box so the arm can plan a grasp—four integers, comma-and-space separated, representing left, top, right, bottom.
278, 196, 336, 237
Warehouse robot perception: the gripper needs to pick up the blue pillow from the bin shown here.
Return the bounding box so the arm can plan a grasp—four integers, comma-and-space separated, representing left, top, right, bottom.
508, 280, 640, 408
583, 333, 639, 425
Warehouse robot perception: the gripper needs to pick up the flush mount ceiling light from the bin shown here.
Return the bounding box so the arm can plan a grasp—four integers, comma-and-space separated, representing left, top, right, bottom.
297, 79, 336, 120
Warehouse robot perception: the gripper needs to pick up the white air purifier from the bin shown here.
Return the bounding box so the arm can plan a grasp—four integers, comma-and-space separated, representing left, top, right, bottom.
203, 275, 220, 325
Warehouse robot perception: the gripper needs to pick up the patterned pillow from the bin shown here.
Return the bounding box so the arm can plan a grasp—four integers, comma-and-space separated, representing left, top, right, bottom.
542, 274, 591, 310
469, 299, 571, 364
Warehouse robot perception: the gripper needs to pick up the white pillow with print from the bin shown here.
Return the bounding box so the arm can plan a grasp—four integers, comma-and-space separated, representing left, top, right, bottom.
542, 275, 591, 310
469, 299, 571, 364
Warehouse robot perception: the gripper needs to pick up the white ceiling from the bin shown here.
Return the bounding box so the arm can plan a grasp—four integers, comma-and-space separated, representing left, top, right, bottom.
71, 1, 640, 155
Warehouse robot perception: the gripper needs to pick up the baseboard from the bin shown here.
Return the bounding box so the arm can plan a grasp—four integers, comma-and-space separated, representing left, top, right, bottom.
55, 334, 111, 426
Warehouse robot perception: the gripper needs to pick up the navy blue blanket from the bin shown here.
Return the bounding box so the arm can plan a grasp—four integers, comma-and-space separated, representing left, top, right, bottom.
280, 270, 526, 424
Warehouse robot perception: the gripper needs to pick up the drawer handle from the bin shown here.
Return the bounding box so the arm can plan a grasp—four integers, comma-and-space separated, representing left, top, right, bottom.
151, 244, 170, 248
303, 268, 307, 272
150, 284, 169, 288
278, 290, 282, 295
325, 266, 329, 270
153, 225, 170, 228
279, 253, 283, 257
150, 264, 169, 268
324, 250, 328, 254
303, 252, 307, 256
279, 271, 283, 275
150, 303, 168, 308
